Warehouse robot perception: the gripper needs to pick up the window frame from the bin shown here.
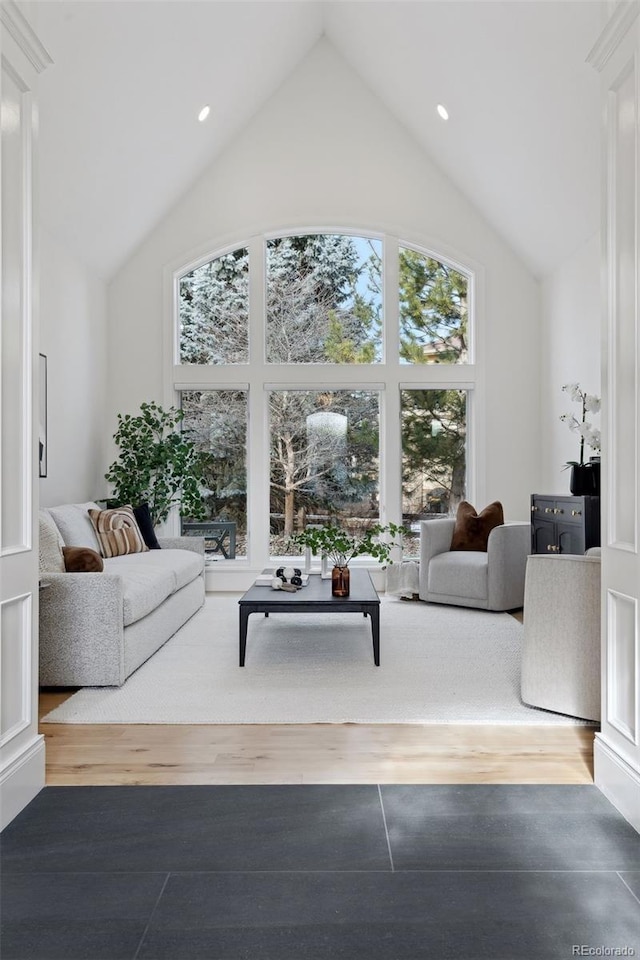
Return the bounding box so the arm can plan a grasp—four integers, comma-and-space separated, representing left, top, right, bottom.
166, 228, 483, 571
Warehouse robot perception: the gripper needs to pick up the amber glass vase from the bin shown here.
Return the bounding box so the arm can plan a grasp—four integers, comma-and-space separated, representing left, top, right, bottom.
331, 565, 350, 597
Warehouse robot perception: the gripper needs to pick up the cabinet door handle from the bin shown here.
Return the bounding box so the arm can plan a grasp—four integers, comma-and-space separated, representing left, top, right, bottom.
571, 509, 582, 517
553, 508, 563, 514
531, 505, 538, 512
544, 507, 553, 513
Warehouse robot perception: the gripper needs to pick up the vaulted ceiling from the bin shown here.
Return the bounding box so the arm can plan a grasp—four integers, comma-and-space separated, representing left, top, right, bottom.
33, 0, 605, 281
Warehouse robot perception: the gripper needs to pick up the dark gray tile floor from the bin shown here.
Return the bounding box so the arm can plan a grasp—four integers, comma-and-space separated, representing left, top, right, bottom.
1, 785, 639, 960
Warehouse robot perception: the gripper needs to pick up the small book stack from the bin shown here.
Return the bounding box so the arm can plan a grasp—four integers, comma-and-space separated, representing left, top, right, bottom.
254, 573, 310, 587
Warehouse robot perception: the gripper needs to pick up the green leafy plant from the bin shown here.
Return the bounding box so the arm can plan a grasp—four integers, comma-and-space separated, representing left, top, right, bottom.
105, 401, 206, 526
288, 522, 406, 568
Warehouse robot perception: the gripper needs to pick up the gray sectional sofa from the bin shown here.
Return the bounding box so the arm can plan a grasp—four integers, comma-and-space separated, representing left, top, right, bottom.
39, 502, 205, 687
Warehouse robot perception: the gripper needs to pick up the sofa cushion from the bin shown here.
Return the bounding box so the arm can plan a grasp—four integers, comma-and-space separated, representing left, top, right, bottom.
113, 548, 204, 591
429, 551, 488, 600
39, 511, 65, 574
450, 500, 504, 552
89, 505, 149, 558
48, 502, 102, 551
103, 556, 176, 626
102, 549, 204, 626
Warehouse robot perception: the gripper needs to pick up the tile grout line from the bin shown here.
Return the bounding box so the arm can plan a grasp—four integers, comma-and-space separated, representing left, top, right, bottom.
133, 872, 171, 960
617, 871, 640, 906
377, 784, 394, 872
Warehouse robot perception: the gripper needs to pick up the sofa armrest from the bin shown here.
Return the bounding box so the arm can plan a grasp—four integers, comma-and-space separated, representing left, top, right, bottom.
157, 536, 205, 556
419, 519, 455, 600
486, 522, 531, 610
39, 572, 125, 686
419, 519, 455, 563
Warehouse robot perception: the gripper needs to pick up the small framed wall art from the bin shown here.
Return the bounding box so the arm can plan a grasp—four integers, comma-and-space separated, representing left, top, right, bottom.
39, 353, 47, 478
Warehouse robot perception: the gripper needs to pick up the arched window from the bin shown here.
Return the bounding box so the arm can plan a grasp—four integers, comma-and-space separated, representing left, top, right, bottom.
173, 232, 474, 565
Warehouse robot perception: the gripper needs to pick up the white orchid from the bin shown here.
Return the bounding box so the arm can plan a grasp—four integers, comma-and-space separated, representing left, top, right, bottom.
560, 383, 601, 465
563, 382, 582, 403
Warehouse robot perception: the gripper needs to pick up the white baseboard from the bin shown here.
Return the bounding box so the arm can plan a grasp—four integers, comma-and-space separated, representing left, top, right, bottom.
0, 735, 45, 831
594, 734, 640, 833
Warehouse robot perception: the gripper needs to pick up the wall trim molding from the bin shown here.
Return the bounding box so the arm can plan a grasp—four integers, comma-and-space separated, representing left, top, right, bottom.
0, 1, 52, 73
594, 733, 640, 832
0, 735, 45, 830
587, 0, 640, 72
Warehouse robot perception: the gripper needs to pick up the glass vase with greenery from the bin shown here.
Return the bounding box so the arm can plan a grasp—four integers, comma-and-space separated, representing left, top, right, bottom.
105, 401, 206, 526
288, 522, 406, 569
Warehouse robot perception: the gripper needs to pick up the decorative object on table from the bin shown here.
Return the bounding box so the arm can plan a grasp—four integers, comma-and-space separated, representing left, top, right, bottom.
104, 401, 206, 526
289, 522, 405, 597
560, 383, 601, 496
271, 566, 303, 590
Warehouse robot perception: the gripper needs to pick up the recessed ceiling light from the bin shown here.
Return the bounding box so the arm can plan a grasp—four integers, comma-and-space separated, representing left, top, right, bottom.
437, 104, 449, 121
198, 105, 210, 123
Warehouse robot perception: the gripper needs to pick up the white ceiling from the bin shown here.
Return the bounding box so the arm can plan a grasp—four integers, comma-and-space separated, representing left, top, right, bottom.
33, 0, 606, 281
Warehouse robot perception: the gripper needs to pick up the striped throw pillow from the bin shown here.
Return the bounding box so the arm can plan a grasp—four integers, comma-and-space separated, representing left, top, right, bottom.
88, 505, 149, 558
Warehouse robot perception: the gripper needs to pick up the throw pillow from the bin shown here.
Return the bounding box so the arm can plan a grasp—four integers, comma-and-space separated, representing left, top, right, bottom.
62, 546, 104, 573
38, 511, 65, 574
133, 502, 161, 550
48, 502, 102, 551
88, 505, 149, 558
450, 500, 504, 552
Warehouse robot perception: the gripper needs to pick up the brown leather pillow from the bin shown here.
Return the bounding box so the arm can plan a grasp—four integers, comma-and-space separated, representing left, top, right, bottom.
450, 501, 504, 552
62, 546, 104, 573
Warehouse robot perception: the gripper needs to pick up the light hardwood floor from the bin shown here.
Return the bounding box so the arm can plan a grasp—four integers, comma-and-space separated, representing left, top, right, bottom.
38, 608, 596, 786
39, 692, 596, 786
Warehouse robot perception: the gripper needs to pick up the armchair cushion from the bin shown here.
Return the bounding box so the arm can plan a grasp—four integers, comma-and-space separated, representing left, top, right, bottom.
450, 500, 504, 551
429, 551, 488, 600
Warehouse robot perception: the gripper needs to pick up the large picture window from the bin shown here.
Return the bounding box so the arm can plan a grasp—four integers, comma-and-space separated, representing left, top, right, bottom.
268, 389, 380, 555
181, 389, 248, 558
266, 235, 382, 364
400, 389, 467, 558
179, 248, 249, 364
174, 232, 475, 566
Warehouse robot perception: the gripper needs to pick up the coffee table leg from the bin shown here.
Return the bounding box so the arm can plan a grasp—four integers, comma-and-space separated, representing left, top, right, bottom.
239, 607, 251, 666
370, 605, 380, 666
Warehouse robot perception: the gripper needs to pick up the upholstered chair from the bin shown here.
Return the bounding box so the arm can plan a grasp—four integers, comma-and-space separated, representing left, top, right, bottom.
521, 552, 601, 721
418, 518, 530, 611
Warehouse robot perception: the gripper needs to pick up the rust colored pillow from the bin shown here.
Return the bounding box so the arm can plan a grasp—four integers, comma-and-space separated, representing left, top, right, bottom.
450, 501, 504, 552
62, 546, 104, 573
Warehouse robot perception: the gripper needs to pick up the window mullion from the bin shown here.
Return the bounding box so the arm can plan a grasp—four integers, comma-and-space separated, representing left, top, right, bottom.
247, 236, 270, 566
384, 236, 399, 365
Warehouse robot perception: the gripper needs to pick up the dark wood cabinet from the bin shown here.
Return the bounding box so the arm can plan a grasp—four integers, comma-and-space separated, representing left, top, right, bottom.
530, 494, 600, 555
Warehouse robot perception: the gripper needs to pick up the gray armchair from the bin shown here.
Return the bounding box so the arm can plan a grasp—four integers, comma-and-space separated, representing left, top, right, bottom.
419, 518, 530, 611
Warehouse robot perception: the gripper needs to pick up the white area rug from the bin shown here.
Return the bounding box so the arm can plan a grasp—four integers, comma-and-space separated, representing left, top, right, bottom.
41, 595, 588, 725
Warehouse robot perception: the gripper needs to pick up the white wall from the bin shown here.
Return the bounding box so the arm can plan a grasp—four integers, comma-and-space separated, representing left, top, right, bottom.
539, 232, 601, 494
39, 228, 108, 506
108, 38, 541, 522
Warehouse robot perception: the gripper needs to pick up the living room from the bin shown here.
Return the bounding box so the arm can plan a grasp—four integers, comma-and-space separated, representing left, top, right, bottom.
2, 2, 640, 957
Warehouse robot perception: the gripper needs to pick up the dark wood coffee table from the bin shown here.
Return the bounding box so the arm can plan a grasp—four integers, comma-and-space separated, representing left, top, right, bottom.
238, 568, 381, 667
